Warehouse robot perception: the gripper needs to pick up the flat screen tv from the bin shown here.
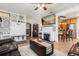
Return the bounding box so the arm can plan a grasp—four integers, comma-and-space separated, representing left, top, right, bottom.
41, 14, 55, 26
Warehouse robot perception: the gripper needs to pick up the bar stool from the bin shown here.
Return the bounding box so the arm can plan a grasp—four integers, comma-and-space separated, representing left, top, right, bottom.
66, 30, 73, 41
62, 30, 66, 42
69, 30, 73, 41
58, 31, 63, 41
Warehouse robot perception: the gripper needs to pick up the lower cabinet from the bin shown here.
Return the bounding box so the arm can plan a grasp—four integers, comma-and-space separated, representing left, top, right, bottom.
13, 35, 26, 42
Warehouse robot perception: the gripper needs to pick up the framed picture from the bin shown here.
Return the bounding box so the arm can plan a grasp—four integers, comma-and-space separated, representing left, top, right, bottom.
41, 14, 55, 26
10, 13, 18, 22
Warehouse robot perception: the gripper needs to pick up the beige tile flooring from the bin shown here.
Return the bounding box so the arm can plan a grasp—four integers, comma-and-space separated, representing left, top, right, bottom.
18, 37, 77, 54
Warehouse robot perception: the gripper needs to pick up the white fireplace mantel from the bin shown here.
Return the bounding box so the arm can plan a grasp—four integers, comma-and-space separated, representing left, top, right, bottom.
42, 26, 56, 42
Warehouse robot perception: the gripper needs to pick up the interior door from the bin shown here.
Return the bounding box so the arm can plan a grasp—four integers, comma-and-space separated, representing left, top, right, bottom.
33, 24, 38, 37
26, 23, 31, 37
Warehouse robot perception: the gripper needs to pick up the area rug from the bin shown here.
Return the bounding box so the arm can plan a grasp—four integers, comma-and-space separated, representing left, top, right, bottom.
18, 45, 67, 56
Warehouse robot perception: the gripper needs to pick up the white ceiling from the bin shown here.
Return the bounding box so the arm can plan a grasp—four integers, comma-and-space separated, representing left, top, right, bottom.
0, 3, 79, 19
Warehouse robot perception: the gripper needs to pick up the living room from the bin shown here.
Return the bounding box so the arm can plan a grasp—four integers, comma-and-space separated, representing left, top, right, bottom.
0, 3, 79, 56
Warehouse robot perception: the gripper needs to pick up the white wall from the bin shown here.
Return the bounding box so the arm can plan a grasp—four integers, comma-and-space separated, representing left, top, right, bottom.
76, 17, 79, 39
55, 15, 58, 42
56, 6, 79, 18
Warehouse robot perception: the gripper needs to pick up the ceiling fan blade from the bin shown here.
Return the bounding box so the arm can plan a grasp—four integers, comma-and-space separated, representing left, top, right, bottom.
34, 7, 38, 10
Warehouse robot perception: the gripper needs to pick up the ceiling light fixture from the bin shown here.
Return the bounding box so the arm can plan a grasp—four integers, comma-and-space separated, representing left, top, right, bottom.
35, 3, 47, 10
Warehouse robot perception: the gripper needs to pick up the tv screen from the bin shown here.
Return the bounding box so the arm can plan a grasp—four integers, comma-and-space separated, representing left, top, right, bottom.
41, 14, 55, 25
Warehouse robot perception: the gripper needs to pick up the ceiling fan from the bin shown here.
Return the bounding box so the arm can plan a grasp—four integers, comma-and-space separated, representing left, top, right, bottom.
34, 3, 52, 11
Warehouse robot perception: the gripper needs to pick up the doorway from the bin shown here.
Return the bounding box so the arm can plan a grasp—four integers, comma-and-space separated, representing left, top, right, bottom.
58, 17, 77, 42
26, 23, 31, 37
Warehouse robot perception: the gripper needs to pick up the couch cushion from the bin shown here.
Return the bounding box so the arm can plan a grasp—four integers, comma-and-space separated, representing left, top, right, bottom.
0, 45, 9, 53
0, 43, 17, 55
0, 38, 14, 45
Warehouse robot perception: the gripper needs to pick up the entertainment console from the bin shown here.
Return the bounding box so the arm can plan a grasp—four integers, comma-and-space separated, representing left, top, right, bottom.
30, 39, 54, 56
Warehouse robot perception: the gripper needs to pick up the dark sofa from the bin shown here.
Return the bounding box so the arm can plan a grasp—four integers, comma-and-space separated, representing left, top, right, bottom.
0, 38, 20, 56
68, 42, 79, 56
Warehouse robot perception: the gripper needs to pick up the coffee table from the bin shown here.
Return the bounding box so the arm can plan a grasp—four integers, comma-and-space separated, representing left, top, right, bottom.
30, 39, 54, 56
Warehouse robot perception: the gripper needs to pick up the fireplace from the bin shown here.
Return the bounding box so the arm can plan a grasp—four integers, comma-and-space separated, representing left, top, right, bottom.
44, 33, 50, 41
42, 26, 55, 42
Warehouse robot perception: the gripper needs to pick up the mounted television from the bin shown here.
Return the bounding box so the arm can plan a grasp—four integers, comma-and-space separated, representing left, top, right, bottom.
41, 14, 55, 26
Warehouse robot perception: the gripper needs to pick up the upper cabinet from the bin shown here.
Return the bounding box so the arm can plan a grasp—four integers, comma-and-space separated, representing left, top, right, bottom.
0, 11, 26, 39
0, 11, 10, 28
2, 17, 10, 28
10, 13, 18, 22
10, 13, 26, 23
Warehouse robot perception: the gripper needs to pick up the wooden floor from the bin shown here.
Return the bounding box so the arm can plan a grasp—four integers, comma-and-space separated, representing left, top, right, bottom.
54, 39, 77, 54
18, 37, 34, 47
18, 37, 77, 54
